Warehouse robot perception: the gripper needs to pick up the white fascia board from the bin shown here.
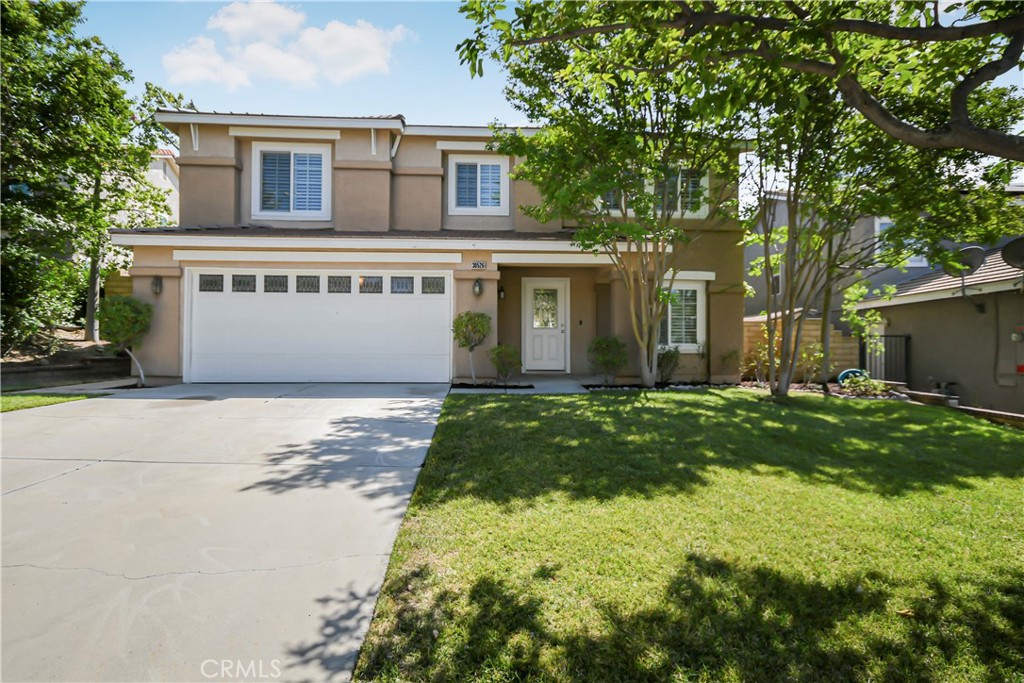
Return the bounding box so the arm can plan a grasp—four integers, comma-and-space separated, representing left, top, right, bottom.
171, 250, 462, 264
855, 279, 1021, 309
113, 233, 596, 252
228, 126, 340, 140
437, 140, 492, 151
155, 111, 403, 131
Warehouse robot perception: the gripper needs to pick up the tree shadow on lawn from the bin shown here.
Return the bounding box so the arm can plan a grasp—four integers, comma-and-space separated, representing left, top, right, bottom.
353, 554, 1024, 682
413, 389, 1024, 505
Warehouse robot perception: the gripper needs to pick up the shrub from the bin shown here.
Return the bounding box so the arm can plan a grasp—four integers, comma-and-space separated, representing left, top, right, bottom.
799, 342, 827, 384
96, 295, 152, 386
657, 347, 681, 383
839, 373, 889, 397
452, 311, 492, 384
488, 344, 520, 385
588, 336, 628, 385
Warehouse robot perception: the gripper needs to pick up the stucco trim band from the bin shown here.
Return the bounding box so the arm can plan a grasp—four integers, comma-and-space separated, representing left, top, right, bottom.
171, 250, 462, 264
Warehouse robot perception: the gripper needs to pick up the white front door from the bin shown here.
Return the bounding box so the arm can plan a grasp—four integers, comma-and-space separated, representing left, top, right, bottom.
522, 278, 569, 372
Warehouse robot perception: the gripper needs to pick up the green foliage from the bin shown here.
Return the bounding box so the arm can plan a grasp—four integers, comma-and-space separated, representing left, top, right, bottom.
452, 311, 492, 351
839, 373, 889, 398
587, 336, 628, 384
0, 238, 88, 354
488, 344, 520, 384
798, 342, 828, 385
1, 0, 185, 352
656, 346, 681, 384
1, 393, 96, 413
96, 296, 152, 351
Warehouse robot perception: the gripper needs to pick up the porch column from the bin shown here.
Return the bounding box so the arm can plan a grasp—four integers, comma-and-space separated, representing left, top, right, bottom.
608, 278, 641, 378
453, 269, 500, 381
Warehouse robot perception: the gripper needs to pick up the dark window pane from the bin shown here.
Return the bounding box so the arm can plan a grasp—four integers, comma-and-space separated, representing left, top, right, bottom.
391, 276, 414, 294
359, 275, 383, 294
264, 275, 288, 293
232, 274, 256, 292
199, 274, 223, 292
296, 275, 320, 293
421, 276, 445, 294
327, 276, 351, 293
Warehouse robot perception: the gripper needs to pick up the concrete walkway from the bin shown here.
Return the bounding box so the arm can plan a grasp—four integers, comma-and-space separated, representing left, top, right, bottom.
1, 383, 448, 682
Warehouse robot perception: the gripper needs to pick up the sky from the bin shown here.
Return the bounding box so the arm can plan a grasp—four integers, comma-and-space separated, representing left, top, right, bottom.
79, 1, 524, 126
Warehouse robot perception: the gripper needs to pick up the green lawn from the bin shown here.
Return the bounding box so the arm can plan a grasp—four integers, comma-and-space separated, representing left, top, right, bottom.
354, 389, 1024, 683
0, 393, 96, 412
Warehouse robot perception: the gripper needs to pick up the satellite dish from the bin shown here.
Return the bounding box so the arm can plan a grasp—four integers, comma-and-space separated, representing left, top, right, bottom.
1001, 236, 1024, 270
941, 246, 986, 278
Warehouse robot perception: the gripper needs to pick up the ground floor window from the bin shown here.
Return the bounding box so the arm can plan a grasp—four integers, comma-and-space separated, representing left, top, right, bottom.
659, 280, 706, 352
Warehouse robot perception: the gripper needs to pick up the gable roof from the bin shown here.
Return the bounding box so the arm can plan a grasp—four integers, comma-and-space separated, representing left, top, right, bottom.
861, 243, 1023, 309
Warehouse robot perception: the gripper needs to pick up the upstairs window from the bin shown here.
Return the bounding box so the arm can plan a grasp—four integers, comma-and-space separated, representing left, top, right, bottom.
875, 217, 928, 268
448, 154, 510, 216
252, 142, 330, 221
655, 167, 708, 217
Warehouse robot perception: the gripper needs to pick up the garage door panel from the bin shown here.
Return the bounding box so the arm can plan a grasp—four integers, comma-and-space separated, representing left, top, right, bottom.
188, 270, 453, 382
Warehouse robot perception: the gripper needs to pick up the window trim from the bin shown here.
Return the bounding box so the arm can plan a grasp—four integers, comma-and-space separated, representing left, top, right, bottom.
446, 154, 510, 217
874, 216, 928, 268
251, 141, 331, 221
658, 278, 707, 354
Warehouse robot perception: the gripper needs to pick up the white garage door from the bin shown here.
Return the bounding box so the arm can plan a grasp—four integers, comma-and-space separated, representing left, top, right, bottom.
185, 269, 453, 382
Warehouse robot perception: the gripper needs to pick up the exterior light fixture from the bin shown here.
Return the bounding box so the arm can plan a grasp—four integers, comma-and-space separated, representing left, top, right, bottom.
151, 276, 163, 295
473, 279, 483, 296
498, 285, 505, 300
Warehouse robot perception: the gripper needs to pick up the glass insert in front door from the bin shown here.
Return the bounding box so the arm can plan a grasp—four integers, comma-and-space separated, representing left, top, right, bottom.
533, 289, 558, 328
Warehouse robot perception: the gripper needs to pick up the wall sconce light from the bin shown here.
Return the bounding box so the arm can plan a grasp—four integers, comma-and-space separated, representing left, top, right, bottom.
473, 279, 483, 296
151, 275, 163, 295
498, 285, 505, 300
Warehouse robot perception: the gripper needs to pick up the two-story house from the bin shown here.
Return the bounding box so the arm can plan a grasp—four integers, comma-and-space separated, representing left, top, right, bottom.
111, 109, 745, 384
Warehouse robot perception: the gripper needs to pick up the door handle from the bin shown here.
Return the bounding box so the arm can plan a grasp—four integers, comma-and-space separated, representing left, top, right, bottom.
560, 323, 565, 334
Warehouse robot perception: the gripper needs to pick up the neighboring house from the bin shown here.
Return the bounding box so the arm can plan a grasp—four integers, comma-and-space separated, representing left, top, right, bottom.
110, 108, 745, 384
743, 194, 932, 320
148, 149, 180, 224
858, 243, 1024, 413
104, 150, 181, 298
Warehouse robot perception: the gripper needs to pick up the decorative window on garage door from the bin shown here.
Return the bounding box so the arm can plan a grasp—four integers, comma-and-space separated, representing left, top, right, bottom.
264, 275, 288, 293
422, 276, 445, 294
359, 276, 383, 294
199, 274, 223, 292
296, 275, 320, 293
391, 276, 414, 294
232, 274, 256, 292
327, 276, 351, 293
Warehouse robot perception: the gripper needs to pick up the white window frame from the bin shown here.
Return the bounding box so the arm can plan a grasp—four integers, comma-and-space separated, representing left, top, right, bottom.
594, 168, 711, 219
447, 154, 510, 217
658, 278, 707, 353
875, 216, 928, 268
251, 141, 331, 221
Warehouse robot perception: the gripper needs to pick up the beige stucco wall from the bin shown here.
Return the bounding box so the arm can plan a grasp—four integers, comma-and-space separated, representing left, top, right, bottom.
874, 292, 1023, 412
334, 168, 390, 230
178, 164, 239, 226
391, 173, 442, 230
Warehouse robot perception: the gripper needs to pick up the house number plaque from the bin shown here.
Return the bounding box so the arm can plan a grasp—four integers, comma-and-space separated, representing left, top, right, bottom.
471, 261, 487, 270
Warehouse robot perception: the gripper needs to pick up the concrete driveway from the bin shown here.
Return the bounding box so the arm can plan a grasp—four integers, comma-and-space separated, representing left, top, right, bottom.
1, 383, 448, 682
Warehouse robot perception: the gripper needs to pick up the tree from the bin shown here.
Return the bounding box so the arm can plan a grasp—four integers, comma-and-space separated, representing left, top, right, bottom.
741, 74, 1022, 398
459, 1, 1024, 160
483, 29, 736, 386
453, 311, 492, 384
96, 295, 152, 386
1, 1, 179, 352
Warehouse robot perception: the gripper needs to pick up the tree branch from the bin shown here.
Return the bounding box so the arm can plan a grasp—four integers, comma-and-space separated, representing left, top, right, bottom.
951, 31, 1024, 125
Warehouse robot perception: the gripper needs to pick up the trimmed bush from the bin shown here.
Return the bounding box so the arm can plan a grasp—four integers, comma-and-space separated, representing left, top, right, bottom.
657, 347, 681, 383
588, 336, 628, 385
488, 344, 520, 385
96, 295, 152, 386
453, 311, 492, 384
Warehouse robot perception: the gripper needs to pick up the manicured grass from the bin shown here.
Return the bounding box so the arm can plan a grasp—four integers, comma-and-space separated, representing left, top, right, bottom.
0, 393, 96, 412
354, 389, 1024, 683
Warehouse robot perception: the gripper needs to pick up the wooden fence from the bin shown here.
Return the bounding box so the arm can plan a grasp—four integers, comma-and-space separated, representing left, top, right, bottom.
742, 316, 859, 381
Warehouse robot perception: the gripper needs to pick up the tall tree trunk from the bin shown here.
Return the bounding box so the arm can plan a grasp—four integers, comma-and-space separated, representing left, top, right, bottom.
84, 252, 101, 342
84, 175, 103, 342
819, 280, 835, 394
